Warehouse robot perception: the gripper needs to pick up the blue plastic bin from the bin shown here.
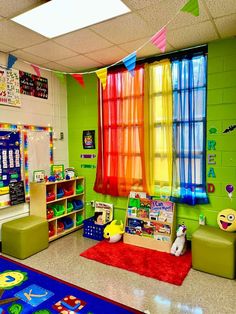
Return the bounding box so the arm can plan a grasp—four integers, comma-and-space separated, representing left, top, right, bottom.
83, 217, 108, 241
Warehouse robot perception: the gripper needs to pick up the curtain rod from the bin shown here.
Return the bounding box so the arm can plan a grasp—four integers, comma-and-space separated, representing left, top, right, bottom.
110, 44, 208, 71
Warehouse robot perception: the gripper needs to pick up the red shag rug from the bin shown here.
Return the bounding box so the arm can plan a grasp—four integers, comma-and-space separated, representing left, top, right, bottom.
80, 241, 192, 286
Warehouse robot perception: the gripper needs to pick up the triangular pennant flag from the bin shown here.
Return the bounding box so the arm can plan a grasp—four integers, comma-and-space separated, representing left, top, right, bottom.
71, 73, 85, 87
123, 52, 137, 74
151, 27, 167, 53
54, 71, 65, 84
181, 0, 199, 17
96, 68, 107, 90
7, 54, 17, 69
31, 64, 41, 77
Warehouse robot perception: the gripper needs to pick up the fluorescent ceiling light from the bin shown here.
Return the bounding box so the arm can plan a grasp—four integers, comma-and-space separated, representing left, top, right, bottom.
11, 0, 131, 38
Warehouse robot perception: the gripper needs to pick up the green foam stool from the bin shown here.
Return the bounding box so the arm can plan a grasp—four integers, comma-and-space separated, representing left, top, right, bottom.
2, 215, 49, 260
192, 225, 236, 279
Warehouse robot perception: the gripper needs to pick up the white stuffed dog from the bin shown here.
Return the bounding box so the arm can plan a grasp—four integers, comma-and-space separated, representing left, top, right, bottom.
170, 224, 187, 256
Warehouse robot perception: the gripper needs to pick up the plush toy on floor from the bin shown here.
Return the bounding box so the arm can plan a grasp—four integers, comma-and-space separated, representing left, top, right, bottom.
171, 224, 187, 256
103, 220, 124, 243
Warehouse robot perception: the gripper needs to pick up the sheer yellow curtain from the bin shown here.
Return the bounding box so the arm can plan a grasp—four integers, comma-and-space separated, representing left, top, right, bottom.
144, 59, 173, 197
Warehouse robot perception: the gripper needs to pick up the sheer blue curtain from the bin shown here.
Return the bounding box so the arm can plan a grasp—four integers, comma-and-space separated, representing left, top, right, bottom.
170, 54, 208, 205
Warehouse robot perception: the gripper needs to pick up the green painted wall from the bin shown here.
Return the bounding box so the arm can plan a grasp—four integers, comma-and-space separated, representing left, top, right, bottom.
67, 37, 236, 239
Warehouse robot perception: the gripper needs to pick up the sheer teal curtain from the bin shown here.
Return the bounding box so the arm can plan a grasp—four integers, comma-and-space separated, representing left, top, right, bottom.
170, 54, 208, 205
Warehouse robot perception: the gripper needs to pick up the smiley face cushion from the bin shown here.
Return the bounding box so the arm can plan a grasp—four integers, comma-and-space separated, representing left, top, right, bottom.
217, 209, 236, 232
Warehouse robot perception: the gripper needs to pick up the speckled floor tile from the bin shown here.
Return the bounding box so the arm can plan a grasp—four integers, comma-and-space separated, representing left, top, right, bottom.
2, 229, 236, 314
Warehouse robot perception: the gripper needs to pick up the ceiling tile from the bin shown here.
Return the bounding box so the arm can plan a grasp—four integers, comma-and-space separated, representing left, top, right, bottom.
91, 12, 153, 44
41, 62, 74, 73
54, 29, 113, 54
120, 37, 175, 57
137, 0, 209, 33
0, 20, 47, 48
55, 55, 103, 72
214, 14, 236, 38
137, 42, 174, 58
167, 21, 219, 49
13, 50, 50, 65
204, 0, 236, 18
122, 0, 163, 10
23, 41, 78, 61
0, 0, 46, 18
85, 46, 127, 66
0, 41, 15, 52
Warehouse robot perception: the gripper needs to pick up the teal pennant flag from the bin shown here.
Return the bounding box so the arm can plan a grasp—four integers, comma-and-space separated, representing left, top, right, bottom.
123, 52, 137, 75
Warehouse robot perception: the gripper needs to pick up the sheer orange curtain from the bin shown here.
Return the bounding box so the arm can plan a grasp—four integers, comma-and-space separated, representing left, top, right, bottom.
94, 66, 147, 197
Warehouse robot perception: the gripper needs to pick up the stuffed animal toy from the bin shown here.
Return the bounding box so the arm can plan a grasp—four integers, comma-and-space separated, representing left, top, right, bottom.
217, 208, 236, 232
170, 224, 187, 256
103, 220, 124, 243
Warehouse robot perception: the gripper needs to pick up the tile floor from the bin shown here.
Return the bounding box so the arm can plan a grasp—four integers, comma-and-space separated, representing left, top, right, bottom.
3, 229, 236, 314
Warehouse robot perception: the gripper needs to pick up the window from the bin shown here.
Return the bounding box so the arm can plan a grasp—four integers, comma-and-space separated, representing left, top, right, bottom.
170, 55, 208, 205
144, 59, 173, 198
94, 66, 147, 197
94, 51, 208, 205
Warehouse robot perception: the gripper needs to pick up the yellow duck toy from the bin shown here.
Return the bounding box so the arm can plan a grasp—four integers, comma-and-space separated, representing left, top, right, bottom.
103, 220, 124, 243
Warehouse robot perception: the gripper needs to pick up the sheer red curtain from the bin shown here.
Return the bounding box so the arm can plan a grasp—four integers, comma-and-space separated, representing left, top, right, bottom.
94, 66, 147, 197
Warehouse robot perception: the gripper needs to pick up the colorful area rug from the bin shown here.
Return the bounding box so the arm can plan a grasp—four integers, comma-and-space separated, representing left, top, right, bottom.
80, 241, 192, 286
0, 255, 142, 313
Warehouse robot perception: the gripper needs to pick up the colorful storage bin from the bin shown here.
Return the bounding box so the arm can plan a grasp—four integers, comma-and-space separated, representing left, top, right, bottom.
83, 217, 108, 241
72, 199, 83, 210
76, 184, 84, 194
76, 214, 83, 226
67, 202, 73, 213
51, 204, 65, 217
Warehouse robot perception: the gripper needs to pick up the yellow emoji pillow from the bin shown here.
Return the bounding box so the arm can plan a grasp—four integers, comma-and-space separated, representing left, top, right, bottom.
217, 209, 236, 232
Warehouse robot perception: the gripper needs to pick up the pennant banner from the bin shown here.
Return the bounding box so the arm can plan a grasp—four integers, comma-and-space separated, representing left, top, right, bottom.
181, 0, 199, 17
96, 68, 107, 90
123, 52, 137, 74
31, 64, 41, 77
72, 73, 84, 87
151, 27, 167, 53
54, 71, 65, 84
7, 54, 17, 69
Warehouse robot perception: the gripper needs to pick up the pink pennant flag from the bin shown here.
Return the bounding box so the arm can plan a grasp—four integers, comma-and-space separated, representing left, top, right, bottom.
31, 64, 41, 76
151, 27, 167, 53
72, 73, 85, 87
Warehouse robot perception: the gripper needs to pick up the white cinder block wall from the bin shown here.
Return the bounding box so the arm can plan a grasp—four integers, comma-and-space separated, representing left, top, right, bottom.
0, 52, 69, 239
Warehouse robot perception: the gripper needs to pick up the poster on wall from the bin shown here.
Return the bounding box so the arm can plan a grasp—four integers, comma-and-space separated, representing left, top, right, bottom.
83, 130, 95, 149
0, 67, 21, 107
0, 130, 22, 206
9, 180, 25, 206
19, 71, 48, 99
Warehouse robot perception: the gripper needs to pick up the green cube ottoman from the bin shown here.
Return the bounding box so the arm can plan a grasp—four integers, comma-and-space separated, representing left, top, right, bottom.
2, 215, 49, 260
192, 225, 236, 279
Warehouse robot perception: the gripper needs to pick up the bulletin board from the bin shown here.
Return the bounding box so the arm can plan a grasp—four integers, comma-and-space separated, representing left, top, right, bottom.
0, 123, 53, 207
0, 127, 22, 206
23, 126, 53, 198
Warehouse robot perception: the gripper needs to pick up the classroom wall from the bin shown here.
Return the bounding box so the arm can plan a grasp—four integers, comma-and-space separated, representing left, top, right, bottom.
67, 37, 236, 239
0, 52, 69, 235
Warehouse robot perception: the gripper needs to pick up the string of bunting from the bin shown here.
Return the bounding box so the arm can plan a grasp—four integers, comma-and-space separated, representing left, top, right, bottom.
3, 0, 199, 90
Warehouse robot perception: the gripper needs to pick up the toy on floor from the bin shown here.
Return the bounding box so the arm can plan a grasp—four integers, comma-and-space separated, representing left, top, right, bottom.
103, 220, 124, 243
217, 208, 236, 232
170, 224, 187, 256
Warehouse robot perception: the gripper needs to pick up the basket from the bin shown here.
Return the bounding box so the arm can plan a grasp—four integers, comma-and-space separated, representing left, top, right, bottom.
83, 217, 108, 241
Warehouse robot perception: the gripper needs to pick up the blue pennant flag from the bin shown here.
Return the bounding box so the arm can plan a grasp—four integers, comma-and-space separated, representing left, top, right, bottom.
123, 52, 137, 74
7, 54, 17, 69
